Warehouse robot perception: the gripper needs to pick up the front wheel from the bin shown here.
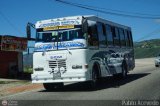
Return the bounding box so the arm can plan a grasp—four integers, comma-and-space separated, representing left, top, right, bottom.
43, 83, 64, 91
87, 68, 98, 90
155, 65, 159, 67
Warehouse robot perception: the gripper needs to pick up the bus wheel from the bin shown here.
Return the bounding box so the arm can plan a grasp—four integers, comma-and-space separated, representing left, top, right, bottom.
120, 64, 128, 78
87, 67, 98, 90
43, 83, 64, 91
155, 65, 159, 67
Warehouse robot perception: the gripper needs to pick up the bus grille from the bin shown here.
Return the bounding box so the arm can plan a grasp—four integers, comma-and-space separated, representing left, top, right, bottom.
49, 60, 67, 72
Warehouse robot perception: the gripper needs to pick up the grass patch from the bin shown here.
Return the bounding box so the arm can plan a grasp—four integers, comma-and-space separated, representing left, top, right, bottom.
134, 39, 160, 59
24, 66, 33, 74
134, 47, 160, 59
0, 81, 11, 84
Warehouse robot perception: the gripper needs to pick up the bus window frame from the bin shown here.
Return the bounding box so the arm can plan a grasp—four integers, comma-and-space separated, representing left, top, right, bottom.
97, 22, 106, 48
129, 31, 134, 47
106, 24, 113, 47
112, 27, 121, 47
126, 30, 133, 47
119, 28, 126, 47
88, 24, 99, 48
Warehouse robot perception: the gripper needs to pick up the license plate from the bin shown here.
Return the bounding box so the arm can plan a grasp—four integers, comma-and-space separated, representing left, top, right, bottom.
53, 73, 61, 79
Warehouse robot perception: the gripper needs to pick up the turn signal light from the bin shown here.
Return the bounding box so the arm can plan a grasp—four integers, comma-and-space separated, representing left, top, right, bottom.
84, 64, 88, 69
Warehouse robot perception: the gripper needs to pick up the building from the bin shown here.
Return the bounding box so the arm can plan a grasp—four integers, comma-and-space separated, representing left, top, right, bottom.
0, 35, 27, 78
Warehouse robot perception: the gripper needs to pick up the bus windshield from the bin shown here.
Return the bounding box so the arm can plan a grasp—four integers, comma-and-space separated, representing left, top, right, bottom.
36, 28, 86, 42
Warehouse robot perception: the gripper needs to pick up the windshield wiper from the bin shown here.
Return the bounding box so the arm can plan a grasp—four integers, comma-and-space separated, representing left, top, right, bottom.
42, 48, 48, 56
65, 45, 72, 55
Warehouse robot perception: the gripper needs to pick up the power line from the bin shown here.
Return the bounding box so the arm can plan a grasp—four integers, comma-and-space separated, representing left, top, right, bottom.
52, 0, 160, 41
0, 10, 23, 35
137, 28, 160, 41
57, 0, 160, 17
53, 0, 160, 19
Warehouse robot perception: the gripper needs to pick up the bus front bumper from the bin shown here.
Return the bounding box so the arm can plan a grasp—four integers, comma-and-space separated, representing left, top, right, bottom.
31, 72, 89, 83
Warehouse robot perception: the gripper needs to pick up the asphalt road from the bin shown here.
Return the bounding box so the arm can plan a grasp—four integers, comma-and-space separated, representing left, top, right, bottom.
1, 58, 160, 106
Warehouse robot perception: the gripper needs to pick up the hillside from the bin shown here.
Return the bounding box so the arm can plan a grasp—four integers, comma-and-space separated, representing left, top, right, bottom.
134, 39, 160, 59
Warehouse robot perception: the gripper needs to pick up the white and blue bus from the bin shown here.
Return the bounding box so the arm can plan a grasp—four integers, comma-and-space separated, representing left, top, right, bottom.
26, 15, 135, 90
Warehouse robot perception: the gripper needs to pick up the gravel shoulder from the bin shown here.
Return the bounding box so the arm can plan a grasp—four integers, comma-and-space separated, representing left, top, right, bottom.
0, 79, 43, 97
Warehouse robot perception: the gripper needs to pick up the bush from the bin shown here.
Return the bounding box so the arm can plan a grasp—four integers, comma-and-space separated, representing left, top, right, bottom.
24, 66, 33, 74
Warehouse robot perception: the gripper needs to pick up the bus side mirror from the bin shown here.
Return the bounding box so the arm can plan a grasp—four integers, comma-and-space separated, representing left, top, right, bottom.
26, 23, 31, 39
82, 18, 88, 33
26, 22, 36, 41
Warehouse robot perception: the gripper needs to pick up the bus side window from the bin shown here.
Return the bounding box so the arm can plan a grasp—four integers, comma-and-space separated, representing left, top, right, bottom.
102, 23, 106, 36
119, 28, 126, 47
97, 22, 106, 47
129, 31, 133, 47
124, 30, 129, 47
126, 30, 132, 47
88, 25, 99, 47
112, 27, 120, 47
106, 24, 113, 46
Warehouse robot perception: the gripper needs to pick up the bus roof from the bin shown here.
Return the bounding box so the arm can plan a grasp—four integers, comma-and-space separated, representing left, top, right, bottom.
36, 15, 131, 30
84, 15, 131, 30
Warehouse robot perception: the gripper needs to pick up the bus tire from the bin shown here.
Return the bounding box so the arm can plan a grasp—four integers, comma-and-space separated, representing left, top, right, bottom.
43, 83, 64, 91
120, 63, 128, 78
87, 65, 99, 90
155, 65, 159, 67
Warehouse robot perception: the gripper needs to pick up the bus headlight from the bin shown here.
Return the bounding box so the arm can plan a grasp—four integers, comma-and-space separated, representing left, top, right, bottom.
72, 65, 82, 69
60, 67, 65, 73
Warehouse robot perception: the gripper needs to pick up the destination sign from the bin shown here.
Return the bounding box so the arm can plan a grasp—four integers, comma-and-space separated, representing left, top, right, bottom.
43, 25, 75, 31
37, 20, 81, 28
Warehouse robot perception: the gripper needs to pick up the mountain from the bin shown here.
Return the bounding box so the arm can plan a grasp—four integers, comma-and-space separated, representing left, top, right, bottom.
134, 39, 160, 59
